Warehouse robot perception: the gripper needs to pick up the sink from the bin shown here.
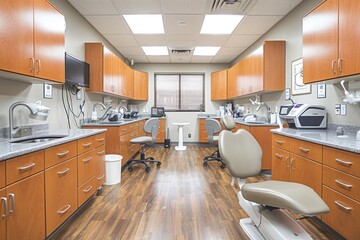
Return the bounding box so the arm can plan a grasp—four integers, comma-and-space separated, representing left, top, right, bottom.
10, 135, 68, 143
245, 121, 268, 124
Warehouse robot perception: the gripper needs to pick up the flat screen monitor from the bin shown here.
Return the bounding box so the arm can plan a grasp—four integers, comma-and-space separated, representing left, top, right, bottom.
65, 52, 90, 88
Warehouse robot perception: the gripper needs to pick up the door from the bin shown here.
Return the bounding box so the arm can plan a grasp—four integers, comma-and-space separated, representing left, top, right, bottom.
338, 0, 360, 76
303, 0, 338, 83
6, 172, 45, 240
34, 0, 65, 82
0, 0, 34, 76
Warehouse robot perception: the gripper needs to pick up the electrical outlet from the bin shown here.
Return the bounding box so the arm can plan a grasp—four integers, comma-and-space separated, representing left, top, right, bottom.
188, 133, 191, 138
335, 104, 341, 115
340, 104, 347, 115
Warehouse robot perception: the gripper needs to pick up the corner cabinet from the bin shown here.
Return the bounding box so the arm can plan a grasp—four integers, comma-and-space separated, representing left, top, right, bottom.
0, 0, 65, 83
211, 70, 228, 100
134, 70, 149, 100
303, 0, 360, 83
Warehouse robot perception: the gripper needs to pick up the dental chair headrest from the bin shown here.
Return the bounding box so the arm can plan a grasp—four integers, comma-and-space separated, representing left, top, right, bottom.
221, 115, 235, 130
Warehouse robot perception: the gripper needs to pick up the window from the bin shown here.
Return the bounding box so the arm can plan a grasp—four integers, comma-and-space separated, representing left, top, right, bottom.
155, 74, 204, 111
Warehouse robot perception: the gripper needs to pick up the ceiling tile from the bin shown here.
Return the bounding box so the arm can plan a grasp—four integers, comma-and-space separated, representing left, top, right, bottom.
163, 15, 203, 34
117, 46, 144, 56
217, 48, 244, 56
104, 34, 138, 47
170, 54, 192, 63
190, 56, 213, 63
112, 0, 162, 14
196, 35, 229, 46
211, 55, 237, 63
224, 34, 261, 48
147, 55, 171, 63
160, 0, 206, 14
248, 0, 302, 16
125, 55, 149, 63
85, 15, 132, 34
68, 0, 118, 15
233, 16, 283, 35
134, 34, 167, 46
166, 34, 197, 42
167, 41, 196, 49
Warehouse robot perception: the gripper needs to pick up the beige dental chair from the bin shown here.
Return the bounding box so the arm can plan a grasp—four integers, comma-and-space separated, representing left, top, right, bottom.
218, 129, 329, 240
220, 115, 235, 131
203, 118, 225, 169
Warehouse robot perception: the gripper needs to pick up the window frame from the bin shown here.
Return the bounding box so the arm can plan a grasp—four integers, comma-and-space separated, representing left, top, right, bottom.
154, 73, 205, 112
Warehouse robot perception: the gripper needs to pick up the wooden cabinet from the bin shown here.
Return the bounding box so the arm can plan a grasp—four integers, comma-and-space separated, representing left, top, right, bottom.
211, 70, 228, 100
303, 0, 360, 83
0, 0, 65, 83
45, 141, 77, 168
0, 188, 5, 240
134, 70, 149, 100
0, 162, 6, 188
227, 65, 237, 99
156, 118, 166, 143
95, 145, 106, 189
124, 64, 134, 98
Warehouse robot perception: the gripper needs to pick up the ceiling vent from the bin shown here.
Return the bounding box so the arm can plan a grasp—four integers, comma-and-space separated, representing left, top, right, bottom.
171, 49, 192, 55
210, 0, 256, 14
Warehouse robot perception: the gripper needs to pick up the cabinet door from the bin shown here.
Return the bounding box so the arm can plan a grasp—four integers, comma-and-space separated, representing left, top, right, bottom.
303, 0, 338, 83
290, 154, 322, 196
250, 46, 264, 93
0, 188, 6, 240
156, 119, 166, 143
0, 0, 34, 76
134, 70, 148, 100
0, 162, 5, 188
250, 126, 276, 170
6, 172, 45, 240
124, 64, 134, 98
95, 145, 106, 189
33, 0, 65, 83
338, 0, 360, 76
45, 158, 77, 236
271, 147, 290, 181
211, 70, 227, 100
103, 46, 114, 94
227, 65, 237, 98
78, 149, 95, 187
112, 53, 120, 95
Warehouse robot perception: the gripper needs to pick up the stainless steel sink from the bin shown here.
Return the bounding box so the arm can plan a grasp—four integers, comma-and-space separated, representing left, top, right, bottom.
10, 135, 68, 143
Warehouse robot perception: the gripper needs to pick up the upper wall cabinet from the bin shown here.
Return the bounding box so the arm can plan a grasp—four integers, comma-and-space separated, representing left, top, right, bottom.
211, 70, 228, 100
303, 0, 360, 83
133, 70, 148, 101
0, 0, 65, 83
224, 41, 285, 99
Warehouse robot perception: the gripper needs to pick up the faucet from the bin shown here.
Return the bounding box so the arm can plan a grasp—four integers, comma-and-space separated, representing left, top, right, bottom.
117, 105, 128, 113
9, 101, 50, 139
249, 97, 271, 123
92, 102, 106, 112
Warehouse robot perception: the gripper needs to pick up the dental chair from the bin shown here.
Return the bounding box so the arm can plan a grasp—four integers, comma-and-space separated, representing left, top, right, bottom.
220, 115, 235, 131
203, 118, 226, 169
218, 129, 329, 240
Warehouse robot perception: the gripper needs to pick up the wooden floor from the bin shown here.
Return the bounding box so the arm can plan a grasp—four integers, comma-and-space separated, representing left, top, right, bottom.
51, 145, 340, 240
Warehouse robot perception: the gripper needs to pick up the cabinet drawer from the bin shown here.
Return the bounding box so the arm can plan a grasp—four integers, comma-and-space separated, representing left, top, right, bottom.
119, 124, 130, 135
78, 149, 95, 187
45, 158, 77, 236
94, 133, 106, 147
322, 186, 360, 240
78, 135, 95, 154
0, 161, 5, 188
78, 177, 96, 207
272, 134, 289, 151
45, 141, 77, 168
290, 138, 322, 163
323, 166, 360, 202
6, 150, 44, 185
323, 146, 360, 177
95, 145, 105, 188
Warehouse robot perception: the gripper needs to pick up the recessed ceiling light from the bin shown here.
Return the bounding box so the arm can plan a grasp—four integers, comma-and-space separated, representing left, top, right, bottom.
200, 15, 244, 34
142, 46, 168, 55
177, 20, 188, 26
193, 46, 220, 56
123, 14, 164, 34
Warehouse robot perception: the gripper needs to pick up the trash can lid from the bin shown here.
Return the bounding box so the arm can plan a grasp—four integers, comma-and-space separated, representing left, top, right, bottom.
105, 154, 123, 162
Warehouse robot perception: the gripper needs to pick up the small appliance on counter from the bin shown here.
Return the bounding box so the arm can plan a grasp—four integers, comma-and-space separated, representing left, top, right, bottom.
130, 111, 138, 118
279, 104, 327, 129
151, 107, 165, 117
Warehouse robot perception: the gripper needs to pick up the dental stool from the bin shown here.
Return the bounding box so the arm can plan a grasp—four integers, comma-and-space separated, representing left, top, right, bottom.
218, 129, 329, 240
203, 118, 225, 169
127, 118, 161, 173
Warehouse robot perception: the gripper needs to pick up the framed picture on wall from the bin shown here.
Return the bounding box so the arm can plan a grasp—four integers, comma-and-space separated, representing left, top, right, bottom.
291, 58, 311, 95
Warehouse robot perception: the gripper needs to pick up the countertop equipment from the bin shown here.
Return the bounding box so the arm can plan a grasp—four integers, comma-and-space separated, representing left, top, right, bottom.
279, 104, 327, 129
151, 107, 165, 117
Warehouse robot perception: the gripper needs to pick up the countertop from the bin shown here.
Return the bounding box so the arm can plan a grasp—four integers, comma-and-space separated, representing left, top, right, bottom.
271, 127, 360, 154
81, 116, 158, 127
0, 128, 106, 161
197, 114, 278, 127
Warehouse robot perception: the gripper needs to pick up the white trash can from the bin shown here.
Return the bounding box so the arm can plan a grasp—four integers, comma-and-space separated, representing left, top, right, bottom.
104, 154, 123, 185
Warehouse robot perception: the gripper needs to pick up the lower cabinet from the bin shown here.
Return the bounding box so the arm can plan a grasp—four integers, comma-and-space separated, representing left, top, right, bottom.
156, 118, 166, 143
45, 158, 77, 235
95, 145, 106, 189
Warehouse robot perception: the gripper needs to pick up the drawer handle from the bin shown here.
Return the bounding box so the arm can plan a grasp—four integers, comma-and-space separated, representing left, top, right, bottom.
83, 185, 93, 193
285, 156, 290, 168
58, 204, 71, 215
82, 142, 92, 147
96, 138, 105, 142
335, 179, 353, 189
1, 197, 8, 218
334, 200, 352, 212
57, 168, 70, 176
82, 157, 93, 163
97, 150, 105, 155
298, 147, 310, 153
97, 174, 105, 180
335, 159, 353, 166
275, 140, 284, 145
8, 194, 15, 213
57, 150, 69, 157
18, 163, 35, 171
290, 158, 295, 171
275, 153, 283, 159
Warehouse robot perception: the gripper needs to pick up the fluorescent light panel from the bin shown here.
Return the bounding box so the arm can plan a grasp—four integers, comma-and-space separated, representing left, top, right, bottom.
193, 46, 220, 56
142, 46, 168, 55
123, 14, 164, 34
200, 15, 244, 34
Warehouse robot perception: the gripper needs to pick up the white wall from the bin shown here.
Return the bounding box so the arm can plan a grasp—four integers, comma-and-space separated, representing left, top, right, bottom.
231, 0, 360, 126
132, 63, 227, 142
